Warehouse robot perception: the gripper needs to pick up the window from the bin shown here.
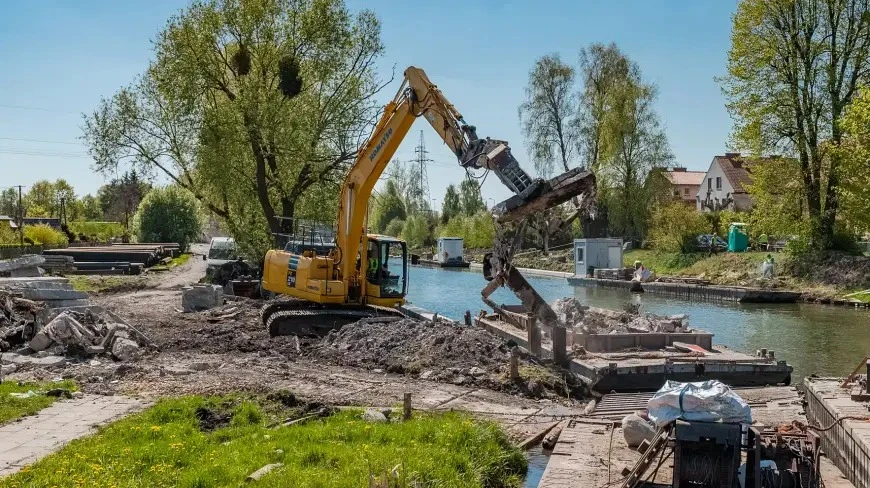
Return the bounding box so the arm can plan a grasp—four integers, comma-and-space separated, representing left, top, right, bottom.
684, 187, 690, 195
708, 178, 712, 190
576, 248, 584, 263
716, 177, 722, 190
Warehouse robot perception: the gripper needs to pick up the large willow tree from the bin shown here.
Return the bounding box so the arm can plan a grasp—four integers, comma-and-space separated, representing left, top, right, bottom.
83, 0, 387, 257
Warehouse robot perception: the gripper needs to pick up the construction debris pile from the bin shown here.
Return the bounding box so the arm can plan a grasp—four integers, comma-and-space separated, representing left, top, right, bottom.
552, 297, 694, 334
1, 286, 149, 365
0, 289, 42, 350
27, 310, 147, 361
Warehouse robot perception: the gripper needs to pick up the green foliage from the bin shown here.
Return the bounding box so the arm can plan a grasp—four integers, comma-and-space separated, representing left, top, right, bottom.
437, 210, 495, 249
372, 180, 407, 234
721, 0, 870, 248
4, 396, 526, 487
23, 224, 68, 248
745, 157, 806, 237
836, 85, 870, 235
23, 179, 77, 219
649, 201, 708, 253
458, 177, 485, 216
68, 221, 124, 242
0, 380, 77, 425
0, 188, 17, 216
0, 224, 18, 245
441, 184, 462, 224
97, 169, 150, 227
78, 194, 103, 221
82, 0, 386, 258
133, 186, 202, 251
400, 214, 429, 249
383, 218, 404, 238
518, 53, 579, 178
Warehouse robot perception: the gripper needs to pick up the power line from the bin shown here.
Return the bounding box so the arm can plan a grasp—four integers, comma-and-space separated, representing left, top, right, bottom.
0, 149, 89, 158
0, 103, 79, 115
0, 136, 81, 145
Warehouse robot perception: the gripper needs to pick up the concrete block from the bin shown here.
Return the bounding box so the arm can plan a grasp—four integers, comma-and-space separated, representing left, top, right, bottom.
111, 337, 140, 362
3, 353, 67, 367
181, 285, 224, 312
19, 289, 88, 301
0, 277, 69, 288
9, 267, 44, 278
29, 332, 53, 352
0, 255, 45, 273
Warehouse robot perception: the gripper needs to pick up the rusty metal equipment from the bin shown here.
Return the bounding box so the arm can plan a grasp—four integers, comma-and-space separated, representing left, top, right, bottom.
623, 421, 822, 488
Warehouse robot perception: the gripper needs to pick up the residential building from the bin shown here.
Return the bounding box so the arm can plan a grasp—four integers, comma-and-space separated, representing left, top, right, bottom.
697, 153, 755, 211
660, 167, 705, 205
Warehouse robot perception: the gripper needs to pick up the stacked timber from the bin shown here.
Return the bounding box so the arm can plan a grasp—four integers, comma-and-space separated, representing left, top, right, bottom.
43, 243, 180, 275
593, 267, 634, 281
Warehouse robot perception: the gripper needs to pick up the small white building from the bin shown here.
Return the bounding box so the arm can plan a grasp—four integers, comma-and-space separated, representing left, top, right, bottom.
573, 238, 623, 277
436, 237, 465, 266
697, 153, 754, 211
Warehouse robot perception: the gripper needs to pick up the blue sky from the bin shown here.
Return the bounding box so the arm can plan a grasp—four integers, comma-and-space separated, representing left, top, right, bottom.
0, 0, 736, 205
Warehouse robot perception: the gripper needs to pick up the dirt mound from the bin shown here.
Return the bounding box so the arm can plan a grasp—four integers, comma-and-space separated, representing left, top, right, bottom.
310, 318, 587, 399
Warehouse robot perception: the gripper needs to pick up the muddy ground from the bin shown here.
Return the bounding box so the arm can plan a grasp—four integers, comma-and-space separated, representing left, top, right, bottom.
9, 244, 586, 415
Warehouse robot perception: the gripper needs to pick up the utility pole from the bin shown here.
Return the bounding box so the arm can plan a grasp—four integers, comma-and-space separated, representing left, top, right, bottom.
15, 185, 24, 247
412, 130, 432, 213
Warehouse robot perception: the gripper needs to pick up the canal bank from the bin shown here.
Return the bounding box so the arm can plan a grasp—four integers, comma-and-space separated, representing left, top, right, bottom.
403, 262, 870, 381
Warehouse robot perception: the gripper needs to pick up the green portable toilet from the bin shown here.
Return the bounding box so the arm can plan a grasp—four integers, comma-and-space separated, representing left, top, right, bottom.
728, 223, 749, 252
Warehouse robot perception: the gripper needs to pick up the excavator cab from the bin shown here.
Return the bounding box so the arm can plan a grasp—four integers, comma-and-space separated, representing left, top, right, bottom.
363, 236, 407, 307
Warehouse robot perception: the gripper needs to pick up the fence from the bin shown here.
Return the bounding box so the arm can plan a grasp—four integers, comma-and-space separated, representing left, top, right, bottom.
0, 245, 44, 260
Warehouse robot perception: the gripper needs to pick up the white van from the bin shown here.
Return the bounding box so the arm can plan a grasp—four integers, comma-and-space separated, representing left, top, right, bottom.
204, 237, 237, 276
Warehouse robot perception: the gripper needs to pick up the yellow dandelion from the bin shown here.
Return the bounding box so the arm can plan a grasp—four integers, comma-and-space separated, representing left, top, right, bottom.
150, 425, 161, 432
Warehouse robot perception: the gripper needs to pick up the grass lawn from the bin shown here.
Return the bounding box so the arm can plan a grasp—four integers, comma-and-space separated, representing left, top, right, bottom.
68, 275, 147, 294
0, 380, 77, 425
149, 253, 192, 272
2, 396, 527, 488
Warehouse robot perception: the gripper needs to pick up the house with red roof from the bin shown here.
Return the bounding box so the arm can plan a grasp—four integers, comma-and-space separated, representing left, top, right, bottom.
697, 153, 756, 211
660, 167, 706, 205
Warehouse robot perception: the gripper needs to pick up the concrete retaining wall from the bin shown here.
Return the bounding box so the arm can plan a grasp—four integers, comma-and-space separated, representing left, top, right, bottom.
567, 276, 800, 303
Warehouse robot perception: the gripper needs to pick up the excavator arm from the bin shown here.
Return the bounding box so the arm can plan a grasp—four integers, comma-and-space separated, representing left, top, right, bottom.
337, 66, 595, 283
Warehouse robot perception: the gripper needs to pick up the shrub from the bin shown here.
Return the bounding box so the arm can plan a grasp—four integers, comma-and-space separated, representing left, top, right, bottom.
68, 221, 124, 242
401, 214, 429, 249
0, 225, 18, 245
23, 224, 68, 248
649, 202, 708, 253
435, 211, 495, 249
383, 218, 404, 238
133, 186, 202, 251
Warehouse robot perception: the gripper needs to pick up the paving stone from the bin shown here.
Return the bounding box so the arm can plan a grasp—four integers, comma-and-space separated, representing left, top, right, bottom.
0, 394, 150, 477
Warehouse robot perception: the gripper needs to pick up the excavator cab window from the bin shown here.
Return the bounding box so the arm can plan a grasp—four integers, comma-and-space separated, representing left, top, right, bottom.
365, 238, 406, 298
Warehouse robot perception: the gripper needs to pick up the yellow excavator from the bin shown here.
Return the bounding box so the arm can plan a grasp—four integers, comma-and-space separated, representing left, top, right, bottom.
260, 66, 595, 336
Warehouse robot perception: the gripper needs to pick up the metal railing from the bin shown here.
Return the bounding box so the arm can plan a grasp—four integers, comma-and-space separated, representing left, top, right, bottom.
805, 382, 870, 488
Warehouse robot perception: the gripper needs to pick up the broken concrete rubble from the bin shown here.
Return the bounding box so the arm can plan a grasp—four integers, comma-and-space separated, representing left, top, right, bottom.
551, 297, 693, 335
0, 255, 46, 278
182, 284, 224, 312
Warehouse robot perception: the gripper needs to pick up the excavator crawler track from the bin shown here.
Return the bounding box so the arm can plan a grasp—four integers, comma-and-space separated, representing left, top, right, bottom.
260, 299, 405, 337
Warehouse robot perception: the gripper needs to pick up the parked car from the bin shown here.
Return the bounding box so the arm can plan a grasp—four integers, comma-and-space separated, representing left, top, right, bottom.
204, 237, 238, 277
696, 234, 727, 251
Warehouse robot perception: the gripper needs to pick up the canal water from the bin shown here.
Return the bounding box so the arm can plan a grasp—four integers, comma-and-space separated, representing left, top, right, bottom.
402, 262, 870, 381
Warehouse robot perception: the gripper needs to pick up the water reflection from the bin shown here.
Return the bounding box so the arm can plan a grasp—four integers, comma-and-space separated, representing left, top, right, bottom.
403, 262, 870, 380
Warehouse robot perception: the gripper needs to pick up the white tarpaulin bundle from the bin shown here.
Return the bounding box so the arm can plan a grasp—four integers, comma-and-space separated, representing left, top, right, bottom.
647, 380, 752, 427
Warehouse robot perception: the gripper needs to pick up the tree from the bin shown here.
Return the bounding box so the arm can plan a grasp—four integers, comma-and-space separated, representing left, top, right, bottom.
746, 156, 807, 236
518, 54, 579, 178
133, 186, 203, 250
25, 180, 55, 217
599, 76, 672, 240
578, 43, 632, 172
649, 201, 708, 253
440, 184, 461, 224
53, 179, 76, 221
79, 194, 104, 221
835, 85, 870, 234
0, 188, 17, 216
98, 170, 150, 229
400, 213, 429, 249
83, 0, 386, 258
721, 0, 870, 249
458, 177, 485, 217
372, 179, 406, 233
383, 218, 404, 238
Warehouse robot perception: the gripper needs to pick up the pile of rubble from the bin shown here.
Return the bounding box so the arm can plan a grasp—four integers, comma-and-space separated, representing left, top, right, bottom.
552, 297, 693, 335
0, 289, 42, 350
28, 310, 148, 361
